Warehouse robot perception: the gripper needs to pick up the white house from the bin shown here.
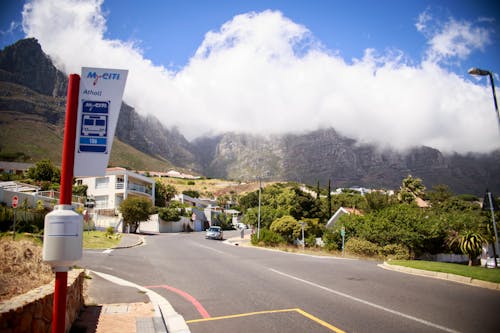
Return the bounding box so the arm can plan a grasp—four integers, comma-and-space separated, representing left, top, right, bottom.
76, 167, 155, 211
325, 207, 362, 229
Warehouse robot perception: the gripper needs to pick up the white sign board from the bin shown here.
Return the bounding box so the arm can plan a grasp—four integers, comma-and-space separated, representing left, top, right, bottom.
74, 67, 128, 176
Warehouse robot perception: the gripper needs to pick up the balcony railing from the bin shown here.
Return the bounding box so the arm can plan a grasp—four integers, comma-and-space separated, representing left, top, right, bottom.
127, 182, 152, 195
115, 182, 152, 195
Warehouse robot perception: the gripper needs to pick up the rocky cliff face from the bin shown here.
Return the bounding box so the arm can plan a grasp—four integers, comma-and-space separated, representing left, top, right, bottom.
0, 38, 67, 97
191, 129, 500, 195
1, 38, 499, 194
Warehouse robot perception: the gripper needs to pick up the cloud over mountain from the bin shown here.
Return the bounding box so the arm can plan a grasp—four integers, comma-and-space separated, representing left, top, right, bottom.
21, 0, 499, 153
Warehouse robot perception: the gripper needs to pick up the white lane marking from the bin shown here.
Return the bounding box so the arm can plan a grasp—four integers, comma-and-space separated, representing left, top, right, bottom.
269, 268, 460, 333
193, 242, 226, 255
102, 249, 113, 254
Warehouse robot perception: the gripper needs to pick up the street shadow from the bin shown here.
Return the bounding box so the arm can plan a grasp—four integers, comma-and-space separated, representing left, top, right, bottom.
70, 305, 102, 333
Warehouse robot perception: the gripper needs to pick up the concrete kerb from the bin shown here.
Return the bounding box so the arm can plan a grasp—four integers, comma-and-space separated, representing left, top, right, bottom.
90, 270, 191, 333
379, 262, 500, 291
113, 234, 145, 249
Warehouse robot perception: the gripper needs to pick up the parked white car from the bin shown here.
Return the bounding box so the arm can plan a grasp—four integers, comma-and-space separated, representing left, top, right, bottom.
206, 226, 223, 240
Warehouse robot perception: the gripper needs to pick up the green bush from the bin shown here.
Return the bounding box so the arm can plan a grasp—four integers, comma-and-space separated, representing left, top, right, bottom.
251, 228, 285, 247
105, 226, 116, 238
305, 234, 317, 247
158, 207, 181, 222
380, 243, 410, 260
345, 237, 379, 257
270, 215, 301, 243
322, 228, 341, 251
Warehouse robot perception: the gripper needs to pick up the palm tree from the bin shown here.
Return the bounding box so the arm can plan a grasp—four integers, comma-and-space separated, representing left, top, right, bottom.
448, 230, 486, 266
398, 175, 426, 204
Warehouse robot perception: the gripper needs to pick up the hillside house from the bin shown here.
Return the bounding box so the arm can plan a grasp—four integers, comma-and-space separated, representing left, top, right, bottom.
76, 167, 155, 212
326, 207, 363, 229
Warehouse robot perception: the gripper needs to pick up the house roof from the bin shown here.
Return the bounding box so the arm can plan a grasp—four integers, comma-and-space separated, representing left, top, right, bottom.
415, 197, 430, 208
326, 207, 363, 229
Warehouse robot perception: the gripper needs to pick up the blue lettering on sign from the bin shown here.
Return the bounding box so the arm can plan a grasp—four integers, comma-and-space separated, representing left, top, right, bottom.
79, 100, 109, 154
87, 72, 121, 86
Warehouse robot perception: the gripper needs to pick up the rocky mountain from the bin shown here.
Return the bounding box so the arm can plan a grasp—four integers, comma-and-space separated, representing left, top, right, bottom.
193, 130, 500, 194
0, 38, 181, 171
1, 38, 499, 195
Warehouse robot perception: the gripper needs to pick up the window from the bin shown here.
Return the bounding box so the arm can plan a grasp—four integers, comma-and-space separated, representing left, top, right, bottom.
95, 177, 109, 189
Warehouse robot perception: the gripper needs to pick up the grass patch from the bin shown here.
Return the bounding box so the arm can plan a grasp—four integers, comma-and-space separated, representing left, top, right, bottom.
83, 230, 122, 249
388, 260, 500, 283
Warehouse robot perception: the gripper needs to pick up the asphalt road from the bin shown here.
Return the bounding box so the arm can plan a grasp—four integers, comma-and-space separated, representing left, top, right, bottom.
81, 230, 500, 333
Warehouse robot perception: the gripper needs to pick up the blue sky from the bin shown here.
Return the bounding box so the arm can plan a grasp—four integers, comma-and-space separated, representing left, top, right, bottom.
1, 0, 499, 153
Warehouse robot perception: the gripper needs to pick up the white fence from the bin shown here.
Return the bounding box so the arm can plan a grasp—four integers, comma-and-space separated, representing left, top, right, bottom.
0, 189, 83, 210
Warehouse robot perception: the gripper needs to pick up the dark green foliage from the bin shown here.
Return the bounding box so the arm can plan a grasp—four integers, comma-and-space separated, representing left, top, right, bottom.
119, 197, 153, 233
26, 159, 60, 182
72, 184, 88, 197
380, 244, 410, 260
158, 207, 181, 222
345, 238, 379, 256
270, 215, 301, 243
327, 179, 332, 218
364, 191, 393, 211
251, 228, 285, 246
242, 205, 283, 229
322, 228, 341, 251
238, 190, 259, 213
427, 184, 453, 204
211, 212, 233, 230
182, 190, 200, 198
305, 234, 318, 247
0, 204, 47, 233
155, 181, 177, 207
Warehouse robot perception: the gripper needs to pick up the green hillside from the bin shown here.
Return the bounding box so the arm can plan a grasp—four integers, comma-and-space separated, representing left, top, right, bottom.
0, 81, 173, 171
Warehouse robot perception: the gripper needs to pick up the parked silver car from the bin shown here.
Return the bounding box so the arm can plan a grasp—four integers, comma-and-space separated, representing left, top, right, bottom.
206, 226, 223, 240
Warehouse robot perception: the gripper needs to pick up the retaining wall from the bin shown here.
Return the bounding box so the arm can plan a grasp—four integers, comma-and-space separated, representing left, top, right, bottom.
0, 270, 85, 333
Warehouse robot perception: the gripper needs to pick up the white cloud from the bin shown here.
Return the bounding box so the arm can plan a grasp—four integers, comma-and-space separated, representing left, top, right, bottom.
416, 10, 493, 64
21, 0, 500, 154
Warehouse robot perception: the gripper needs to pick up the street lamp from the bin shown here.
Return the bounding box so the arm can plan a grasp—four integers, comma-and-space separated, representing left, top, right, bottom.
468, 67, 500, 130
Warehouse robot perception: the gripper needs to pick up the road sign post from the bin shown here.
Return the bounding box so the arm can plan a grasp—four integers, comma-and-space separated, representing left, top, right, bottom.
50, 73, 80, 333
43, 69, 127, 333
12, 196, 18, 240
341, 227, 346, 256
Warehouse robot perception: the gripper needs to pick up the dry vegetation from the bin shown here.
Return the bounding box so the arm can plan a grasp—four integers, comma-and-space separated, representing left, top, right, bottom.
159, 177, 274, 198
0, 236, 53, 301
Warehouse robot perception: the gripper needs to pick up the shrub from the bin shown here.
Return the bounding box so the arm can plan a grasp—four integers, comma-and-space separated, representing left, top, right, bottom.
105, 226, 115, 236
158, 207, 181, 222
251, 229, 285, 247
322, 228, 341, 251
345, 237, 379, 257
305, 234, 317, 248
380, 243, 410, 260
270, 215, 301, 243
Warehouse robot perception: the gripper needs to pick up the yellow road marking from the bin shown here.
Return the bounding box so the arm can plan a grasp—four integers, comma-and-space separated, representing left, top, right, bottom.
294, 308, 346, 333
186, 308, 345, 333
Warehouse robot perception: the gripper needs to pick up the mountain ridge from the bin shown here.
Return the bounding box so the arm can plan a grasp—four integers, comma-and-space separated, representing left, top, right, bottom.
1, 38, 499, 195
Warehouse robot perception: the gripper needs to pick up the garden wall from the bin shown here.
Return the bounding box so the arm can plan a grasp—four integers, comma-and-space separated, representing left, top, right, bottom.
0, 270, 84, 333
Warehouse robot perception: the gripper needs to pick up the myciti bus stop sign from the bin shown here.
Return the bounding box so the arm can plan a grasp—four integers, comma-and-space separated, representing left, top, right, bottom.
74, 67, 128, 176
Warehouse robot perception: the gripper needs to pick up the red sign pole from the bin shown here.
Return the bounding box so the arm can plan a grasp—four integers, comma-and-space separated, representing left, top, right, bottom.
52, 73, 80, 333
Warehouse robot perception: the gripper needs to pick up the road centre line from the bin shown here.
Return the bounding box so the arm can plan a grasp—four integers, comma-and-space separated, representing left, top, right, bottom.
269, 268, 460, 333
186, 308, 345, 333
